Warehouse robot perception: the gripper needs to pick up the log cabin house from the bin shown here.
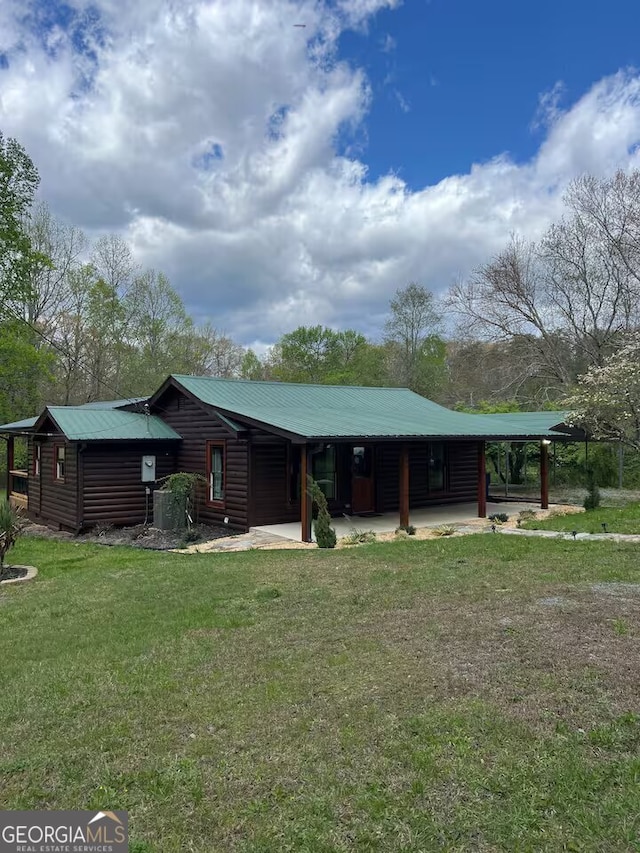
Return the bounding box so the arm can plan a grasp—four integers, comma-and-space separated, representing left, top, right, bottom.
1, 376, 576, 541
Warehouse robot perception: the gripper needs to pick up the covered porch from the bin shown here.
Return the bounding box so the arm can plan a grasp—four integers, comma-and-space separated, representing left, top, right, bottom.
292, 438, 551, 542
253, 498, 545, 542
1, 425, 35, 510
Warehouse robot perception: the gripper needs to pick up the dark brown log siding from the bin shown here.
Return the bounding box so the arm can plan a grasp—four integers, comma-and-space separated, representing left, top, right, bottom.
28, 437, 78, 531
376, 441, 477, 512
82, 442, 177, 527
27, 439, 41, 516
250, 434, 300, 526
155, 386, 249, 530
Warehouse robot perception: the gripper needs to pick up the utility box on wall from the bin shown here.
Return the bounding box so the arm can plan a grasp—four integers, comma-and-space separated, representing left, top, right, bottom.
153, 489, 178, 530
141, 455, 156, 482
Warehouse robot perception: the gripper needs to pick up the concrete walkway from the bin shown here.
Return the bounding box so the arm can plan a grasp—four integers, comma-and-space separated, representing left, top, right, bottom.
175, 503, 640, 554
251, 500, 545, 543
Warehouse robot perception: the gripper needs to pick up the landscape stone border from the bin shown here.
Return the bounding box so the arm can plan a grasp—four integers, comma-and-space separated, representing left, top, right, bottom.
0, 565, 38, 585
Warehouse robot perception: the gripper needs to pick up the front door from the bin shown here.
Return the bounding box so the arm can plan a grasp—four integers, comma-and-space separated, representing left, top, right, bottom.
351, 445, 375, 514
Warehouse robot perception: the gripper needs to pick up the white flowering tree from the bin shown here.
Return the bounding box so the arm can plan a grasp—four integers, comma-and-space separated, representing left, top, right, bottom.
566, 335, 640, 451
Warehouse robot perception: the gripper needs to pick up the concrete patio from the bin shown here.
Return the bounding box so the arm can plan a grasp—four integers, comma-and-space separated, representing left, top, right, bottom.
252, 500, 545, 542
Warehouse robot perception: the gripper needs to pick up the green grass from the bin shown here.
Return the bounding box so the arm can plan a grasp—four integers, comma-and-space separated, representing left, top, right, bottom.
2, 534, 640, 851
523, 502, 640, 535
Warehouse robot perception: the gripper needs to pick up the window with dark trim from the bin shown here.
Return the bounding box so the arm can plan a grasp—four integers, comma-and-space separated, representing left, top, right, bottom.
54, 444, 65, 481
427, 442, 446, 492
312, 445, 336, 500
33, 443, 41, 477
206, 440, 225, 504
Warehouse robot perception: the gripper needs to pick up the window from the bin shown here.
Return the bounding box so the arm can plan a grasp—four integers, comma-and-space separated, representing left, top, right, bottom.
428, 442, 446, 492
33, 443, 41, 477
312, 445, 336, 500
206, 441, 225, 503
54, 444, 65, 481
352, 446, 372, 478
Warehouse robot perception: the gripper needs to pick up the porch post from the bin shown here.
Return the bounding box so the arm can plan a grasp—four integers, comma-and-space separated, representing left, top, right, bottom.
540, 441, 549, 510
399, 443, 409, 528
6, 435, 14, 500
477, 440, 486, 518
300, 444, 312, 543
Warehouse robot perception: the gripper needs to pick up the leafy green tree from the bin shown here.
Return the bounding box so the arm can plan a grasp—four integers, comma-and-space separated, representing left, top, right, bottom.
0, 131, 47, 308
271, 326, 373, 385
0, 319, 53, 424
241, 348, 267, 380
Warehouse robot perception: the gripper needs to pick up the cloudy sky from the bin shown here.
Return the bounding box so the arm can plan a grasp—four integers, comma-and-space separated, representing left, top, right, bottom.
3, 0, 640, 348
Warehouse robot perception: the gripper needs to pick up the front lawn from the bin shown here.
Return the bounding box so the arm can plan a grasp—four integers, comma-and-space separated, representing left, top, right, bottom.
523, 502, 640, 535
1, 535, 640, 851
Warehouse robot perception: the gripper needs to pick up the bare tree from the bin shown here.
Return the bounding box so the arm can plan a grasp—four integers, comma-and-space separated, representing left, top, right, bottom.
198, 324, 245, 378
448, 171, 640, 395
384, 282, 444, 393
20, 202, 87, 330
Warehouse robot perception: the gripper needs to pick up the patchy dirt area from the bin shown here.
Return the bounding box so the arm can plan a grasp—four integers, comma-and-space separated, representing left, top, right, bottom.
23, 521, 231, 550
23, 505, 586, 553
0, 566, 28, 582
335, 581, 640, 732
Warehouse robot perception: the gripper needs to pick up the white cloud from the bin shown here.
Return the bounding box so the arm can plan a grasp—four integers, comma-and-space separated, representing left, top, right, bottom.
2, 3, 640, 346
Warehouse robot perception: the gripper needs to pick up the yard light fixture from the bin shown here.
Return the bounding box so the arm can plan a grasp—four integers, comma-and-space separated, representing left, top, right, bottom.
541, 439, 551, 446
601, 522, 608, 533
572, 530, 578, 539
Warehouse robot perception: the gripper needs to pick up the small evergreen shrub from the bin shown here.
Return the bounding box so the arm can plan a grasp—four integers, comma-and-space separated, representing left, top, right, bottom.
584, 469, 601, 511
307, 476, 337, 549
488, 512, 509, 524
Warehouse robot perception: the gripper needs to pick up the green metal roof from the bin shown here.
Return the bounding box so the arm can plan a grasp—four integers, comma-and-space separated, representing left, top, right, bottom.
41, 407, 181, 441
474, 411, 570, 433
78, 397, 148, 410
0, 398, 150, 435
170, 375, 570, 440
0, 416, 38, 433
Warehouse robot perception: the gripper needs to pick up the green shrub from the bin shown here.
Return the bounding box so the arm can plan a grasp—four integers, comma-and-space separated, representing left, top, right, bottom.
433, 524, 456, 537
518, 509, 537, 521
342, 528, 376, 545
395, 524, 416, 535
307, 476, 337, 549
584, 469, 601, 511
488, 512, 509, 524
161, 472, 206, 531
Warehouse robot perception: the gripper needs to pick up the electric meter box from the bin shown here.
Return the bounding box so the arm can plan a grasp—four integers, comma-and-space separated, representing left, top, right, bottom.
141, 455, 156, 482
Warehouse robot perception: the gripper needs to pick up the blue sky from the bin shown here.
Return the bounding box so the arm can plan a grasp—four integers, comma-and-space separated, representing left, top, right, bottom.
339, 0, 640, 185
2, 0, 640, 346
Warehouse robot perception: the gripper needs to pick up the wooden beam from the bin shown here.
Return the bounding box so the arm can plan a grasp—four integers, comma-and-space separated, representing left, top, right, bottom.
399, 443, 409, 528
300, 444, 312, 542
540, 441, 549, 510
6, 435, 13, 501
477, 440, 487, 518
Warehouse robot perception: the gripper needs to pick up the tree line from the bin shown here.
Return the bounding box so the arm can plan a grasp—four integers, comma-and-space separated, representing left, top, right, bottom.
1, 129, 639, 479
